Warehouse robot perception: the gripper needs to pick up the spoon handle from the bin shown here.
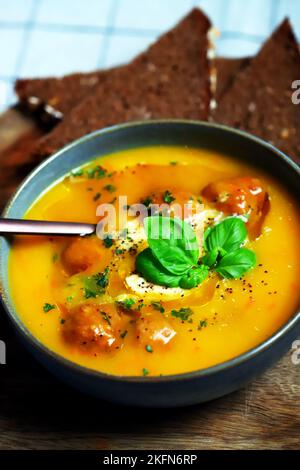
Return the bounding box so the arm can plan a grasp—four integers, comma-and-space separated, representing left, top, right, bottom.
0, 218, 96, 237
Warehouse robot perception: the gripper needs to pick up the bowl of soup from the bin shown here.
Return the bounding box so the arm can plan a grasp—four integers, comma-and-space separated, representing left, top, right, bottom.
1, 120, 300, 407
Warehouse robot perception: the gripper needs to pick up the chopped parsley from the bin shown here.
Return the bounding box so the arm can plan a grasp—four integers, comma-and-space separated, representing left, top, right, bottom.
171, 307, 194, 321
93, 192, 101, 201
141, 196, 153, 207
145, 344, 153, 353
103, 184, 116, 193
94, 267, 110, 289
101, 312, 111, 325
120, 330, 128, 339
60, 318, 66, 325
87, 165, 107, 179
198, 319, 208, 330
43, 303, 55, 313
83, 268, 109, 298
52, 253, 59, 263
142, 368, 149, 376
103, 235, 114, 248
84, 288, 97, 299
151, 301, 165, 314
116, 298, 136, 311
169, 161, 178, 166
163, 190, 175, 204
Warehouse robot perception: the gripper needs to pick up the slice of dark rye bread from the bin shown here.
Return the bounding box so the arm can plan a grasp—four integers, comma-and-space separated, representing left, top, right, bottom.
214, 57, 250, 102
213, 19, 300, 162
16, 58, 246, 121
15, 68, 120, 120
31, 8, 212, 158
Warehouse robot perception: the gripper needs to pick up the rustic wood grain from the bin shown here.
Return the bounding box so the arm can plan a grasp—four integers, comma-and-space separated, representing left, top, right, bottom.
0, 108, 299, 450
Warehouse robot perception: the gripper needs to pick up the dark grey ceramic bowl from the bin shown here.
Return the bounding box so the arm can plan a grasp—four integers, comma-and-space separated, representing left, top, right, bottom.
1, 120, 299, 407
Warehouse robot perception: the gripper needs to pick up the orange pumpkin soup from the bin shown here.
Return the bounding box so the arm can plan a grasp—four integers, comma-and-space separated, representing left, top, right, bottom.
9, 146, 300, 376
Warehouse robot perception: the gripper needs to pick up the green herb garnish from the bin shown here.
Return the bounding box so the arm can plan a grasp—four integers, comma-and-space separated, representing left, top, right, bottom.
151, 301, 165, 314
93, 192, 101, 201
215, 248, 256, 279
179, 265, 209, 289
103, 235, 114, 248
204, 217, 247, 254
83, 268, 109, 298
101, 312, 111, 325
136, 215, 256, 290
120, 330, 128, 339
141, 196, 153, 207
84, 288, 97, 299
103, 184, 116, 193
94, 267, 110, 288
144, 216, 199, 275
201, 217, 256, 278
171, 307, 194, 321
136, 216, 206, 288
142, 368, 149, 376
116, 298, 136, 311
198, 319, 208, 330
163, 190, 175, 204
145, 344, 153, 353
87, 165, 107, 179
43, 303, 55, 313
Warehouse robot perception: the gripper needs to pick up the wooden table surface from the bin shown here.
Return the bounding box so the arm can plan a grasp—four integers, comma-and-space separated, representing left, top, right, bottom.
0, 108, 299, 450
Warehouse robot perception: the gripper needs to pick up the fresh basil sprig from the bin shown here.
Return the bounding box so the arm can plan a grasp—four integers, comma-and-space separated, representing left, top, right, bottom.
201, 217, 256, 278
135, 215, 256, 290
136, 216, 206, 289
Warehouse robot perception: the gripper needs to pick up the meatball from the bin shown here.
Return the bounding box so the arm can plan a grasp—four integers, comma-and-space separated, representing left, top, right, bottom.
202, 177, 270, 238
136, 314, 177, 348
62, 303, 121, 353
62, 236, 102, 274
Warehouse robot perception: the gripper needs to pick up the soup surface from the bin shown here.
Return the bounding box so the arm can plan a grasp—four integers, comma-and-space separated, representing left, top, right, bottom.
9, 146, 300, 376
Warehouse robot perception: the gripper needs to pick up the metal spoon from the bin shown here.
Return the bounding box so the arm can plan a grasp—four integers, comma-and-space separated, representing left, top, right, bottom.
0, 218, 96, 237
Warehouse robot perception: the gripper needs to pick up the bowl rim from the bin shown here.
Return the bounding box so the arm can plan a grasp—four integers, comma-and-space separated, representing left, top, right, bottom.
1, 118, 300, 384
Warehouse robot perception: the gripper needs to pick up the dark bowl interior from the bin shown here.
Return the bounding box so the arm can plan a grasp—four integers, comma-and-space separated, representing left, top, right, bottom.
0, 120, 299, 407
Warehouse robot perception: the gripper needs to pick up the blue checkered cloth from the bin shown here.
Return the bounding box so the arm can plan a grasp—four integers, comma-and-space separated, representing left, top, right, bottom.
0, 0, 299, 111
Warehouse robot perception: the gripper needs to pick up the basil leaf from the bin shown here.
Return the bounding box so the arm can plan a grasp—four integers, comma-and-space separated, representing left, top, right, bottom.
179, 265, 209, 289
144, 216, 199, 275
201, 247, 219, 267
136, 248, 181, 287
204, 217, 247, 253
215, 248, 256, 279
